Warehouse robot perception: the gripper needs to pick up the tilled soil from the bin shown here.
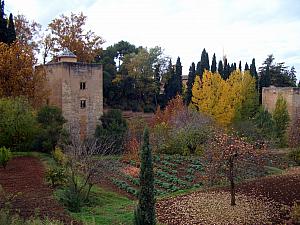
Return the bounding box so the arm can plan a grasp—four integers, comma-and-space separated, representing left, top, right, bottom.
157, 168, 300, 225
0, 156, 81, 225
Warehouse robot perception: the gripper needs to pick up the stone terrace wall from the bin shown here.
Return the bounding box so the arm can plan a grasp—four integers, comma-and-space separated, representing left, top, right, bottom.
262, 86, 300, 121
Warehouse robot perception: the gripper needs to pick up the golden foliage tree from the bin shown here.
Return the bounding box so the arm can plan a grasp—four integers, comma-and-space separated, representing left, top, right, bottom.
48, 12, 104, 63
0, 41, 48, 108
191, 70, 258, 126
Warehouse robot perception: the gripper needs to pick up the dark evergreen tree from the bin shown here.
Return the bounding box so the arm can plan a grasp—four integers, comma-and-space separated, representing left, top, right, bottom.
185, 62, 196, 105
250, 58, 258, 78
250, 58, 258, 90
196, 61, 201, 75
211, 53, 217, 73
7, 13, 16, 44
175, 56, 183, 95
258, 65, 271, 103
259, 54, 296, 87
163, 59, 178, 103
134, 127, 156, 225
198, 48, 210, 79
0, 0, 8, 43
288, 66, 297, 87
233, 62, 237, 71
218, 60, 223, 76
244, 62, 249, 71
239, 61, 242, 71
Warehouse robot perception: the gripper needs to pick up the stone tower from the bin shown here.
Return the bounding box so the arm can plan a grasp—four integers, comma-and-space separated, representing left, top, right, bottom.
262, 86, 300, 121
44, 49, 103, 139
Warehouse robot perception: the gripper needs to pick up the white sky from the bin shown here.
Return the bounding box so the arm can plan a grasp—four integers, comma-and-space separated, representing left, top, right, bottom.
6, 0, 300, 79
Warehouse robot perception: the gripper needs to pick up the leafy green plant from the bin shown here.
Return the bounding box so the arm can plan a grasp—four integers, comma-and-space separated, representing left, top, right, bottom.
0, 147, 12, 169
52, 147, 67, 166
45, 167, 67, 187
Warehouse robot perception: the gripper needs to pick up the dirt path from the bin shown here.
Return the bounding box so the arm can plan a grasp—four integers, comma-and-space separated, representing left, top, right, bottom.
0, 156, 81, 225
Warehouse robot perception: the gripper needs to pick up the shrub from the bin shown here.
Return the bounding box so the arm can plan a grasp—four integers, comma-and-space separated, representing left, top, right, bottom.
0, 98, 37, 151
288, 148, 300, 166
273, 95, 290, 147
95, 109, 128, 154
52, 147, 67, 166
32, 106, 66, 153
0, 147, 12, 169
45, 167, 67, 187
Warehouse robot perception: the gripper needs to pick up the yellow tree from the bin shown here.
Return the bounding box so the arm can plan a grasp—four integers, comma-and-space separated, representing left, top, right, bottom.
48, 12, 104, 63
191, 70, 258, 126
0, 41, 48, 108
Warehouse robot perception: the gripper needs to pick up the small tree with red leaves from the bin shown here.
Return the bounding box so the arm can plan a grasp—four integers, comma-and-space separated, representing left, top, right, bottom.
205, 131, 267, 206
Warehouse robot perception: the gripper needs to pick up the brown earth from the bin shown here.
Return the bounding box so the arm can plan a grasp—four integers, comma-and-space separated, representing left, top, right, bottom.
157, 168, 300, 225
0, 156, 81, 225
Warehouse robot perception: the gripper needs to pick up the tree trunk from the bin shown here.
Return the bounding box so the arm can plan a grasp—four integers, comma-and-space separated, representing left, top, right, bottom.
229, 158, 236, 206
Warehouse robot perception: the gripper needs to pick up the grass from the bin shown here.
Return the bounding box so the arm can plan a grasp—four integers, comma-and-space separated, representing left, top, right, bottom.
54, 185, 135, 225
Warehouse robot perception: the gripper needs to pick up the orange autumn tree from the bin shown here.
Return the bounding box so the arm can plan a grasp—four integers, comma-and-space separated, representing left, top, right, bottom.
48, 12, 104, 63
0, 41, 48, 108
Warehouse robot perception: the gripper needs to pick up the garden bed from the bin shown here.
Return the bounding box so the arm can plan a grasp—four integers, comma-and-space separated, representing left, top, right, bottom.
0, 156, 81, 225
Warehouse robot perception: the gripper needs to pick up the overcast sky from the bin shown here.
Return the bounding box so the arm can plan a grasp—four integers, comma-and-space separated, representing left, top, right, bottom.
6, 0, 300, 79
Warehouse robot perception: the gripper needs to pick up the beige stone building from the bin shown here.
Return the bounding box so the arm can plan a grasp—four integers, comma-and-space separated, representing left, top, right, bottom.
262, 86, 300, 121
44, 49, 103, 139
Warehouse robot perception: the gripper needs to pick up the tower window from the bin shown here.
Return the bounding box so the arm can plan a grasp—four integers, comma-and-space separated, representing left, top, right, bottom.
80, 82, 86, 90
80, 100, 86, 108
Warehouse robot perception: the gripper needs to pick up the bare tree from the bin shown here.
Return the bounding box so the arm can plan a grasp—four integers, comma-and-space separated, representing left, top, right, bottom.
62, 122, 117, 211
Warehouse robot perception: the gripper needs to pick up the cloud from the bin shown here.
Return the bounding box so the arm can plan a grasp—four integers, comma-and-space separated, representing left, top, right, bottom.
5, 0, 300, 79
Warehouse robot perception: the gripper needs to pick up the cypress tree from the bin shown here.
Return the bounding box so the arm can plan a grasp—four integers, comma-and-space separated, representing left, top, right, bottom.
7, 13, 16, 44
233, 62, 237, 71
250, 58, 258, 78
134, 127, 156, 225
163, 59, 177, 103
218, 60, 223, 76
0, 0, 8, 43
185, 62, 196, 105
239, 61, 242, 71
175, 56, 183, 95
244, 62, 249, 71
196, 61, 201, 75
211, 53, 217, 73
198, 48, 210, 79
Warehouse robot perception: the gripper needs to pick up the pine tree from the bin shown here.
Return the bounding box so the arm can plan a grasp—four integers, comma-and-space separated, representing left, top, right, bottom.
218, 60, 224, 77
211, 53, 217, 73
244, 62, 249, 71
7, 13, 16, 44
0, 0, 8, 43
134, 127, 156, 225
185, 62, 196, 105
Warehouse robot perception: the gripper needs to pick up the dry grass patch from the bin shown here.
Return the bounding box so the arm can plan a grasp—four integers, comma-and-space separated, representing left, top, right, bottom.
157, 191, 286, 225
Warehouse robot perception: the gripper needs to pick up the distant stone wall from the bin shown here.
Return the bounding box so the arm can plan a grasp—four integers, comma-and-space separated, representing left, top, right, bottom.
262, 86, 300, 121
45, 62, 103, 139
